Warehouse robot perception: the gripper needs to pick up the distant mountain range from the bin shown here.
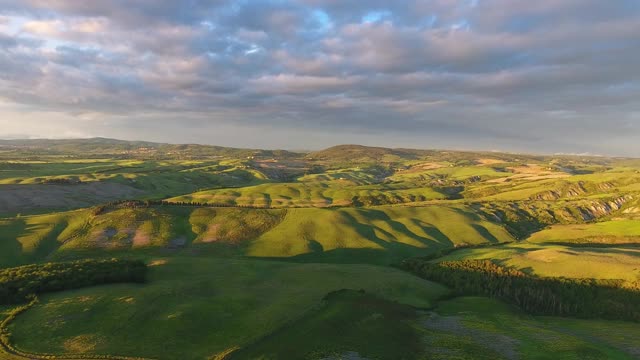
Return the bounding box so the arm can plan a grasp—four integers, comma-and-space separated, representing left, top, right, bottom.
0, 137, 298, 159
0, 137, 631, 163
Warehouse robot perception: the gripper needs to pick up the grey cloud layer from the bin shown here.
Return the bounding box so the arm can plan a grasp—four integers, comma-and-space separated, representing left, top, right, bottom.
0, 0, 639, 154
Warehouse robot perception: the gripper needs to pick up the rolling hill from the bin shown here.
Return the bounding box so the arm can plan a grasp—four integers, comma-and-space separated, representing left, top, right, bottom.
1, 139, 640, 359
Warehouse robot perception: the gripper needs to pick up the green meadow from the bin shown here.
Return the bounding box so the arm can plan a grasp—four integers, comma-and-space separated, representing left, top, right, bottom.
528, 219, 640, 244
0, 204, 514, 268
423, 297, 640, 359
168, 181, 448, 208
7, 257, 447, 360
436, 243, 640, 284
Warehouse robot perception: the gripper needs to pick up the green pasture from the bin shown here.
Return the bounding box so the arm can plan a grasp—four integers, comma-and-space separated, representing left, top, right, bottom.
0, 204, 514, 268
437, 243, 640, 284
424, 297, 640, 359
7, 257, 447, 360
168, 181, 448, 208
528, 219, 640, 244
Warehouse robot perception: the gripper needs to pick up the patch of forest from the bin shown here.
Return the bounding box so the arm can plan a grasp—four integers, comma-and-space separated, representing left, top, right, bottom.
401, 258, 640, 321
0, 259, 147, 305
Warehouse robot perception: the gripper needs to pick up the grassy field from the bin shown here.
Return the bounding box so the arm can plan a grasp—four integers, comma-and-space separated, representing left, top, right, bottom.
423, 297, 640, 359
0, 159, 266, 216
7, 257, 447, 360
168, 181, 448, 208
436, 243, 640, 284
0, 204, 514, 268
0, 307, 26, 360
3, 145, 638, 216
528, 219, 640, 244
228, 289, 422, 360
247, 206, 513, 263
9, 277, 640, 360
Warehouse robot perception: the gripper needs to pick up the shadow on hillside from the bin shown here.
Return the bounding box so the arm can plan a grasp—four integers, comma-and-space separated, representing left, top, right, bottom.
449, 206, 484, 221
0, 218, 72, 268
0, 219, 25, 268
471, 224, 500, 243
263, 192, 272, 208
410, 219, 454, 247
344, 209, 450, 250
253, 247, 436, 266
562, 246, 640, 258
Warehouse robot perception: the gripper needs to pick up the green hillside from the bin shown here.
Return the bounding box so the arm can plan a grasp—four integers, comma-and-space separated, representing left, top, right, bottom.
436, 243, 640, 285
6, 257, 447, 360
0, 137, 300, 159
528, 219, 640, 244
247, 206, 512, 263
169, 181, 448, 208
0, 204, 514, 267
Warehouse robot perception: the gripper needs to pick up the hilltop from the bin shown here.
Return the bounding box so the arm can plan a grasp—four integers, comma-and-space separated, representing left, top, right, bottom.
3, 138, 634, 162
306, 144, 430, 163
0, 137, 300, 160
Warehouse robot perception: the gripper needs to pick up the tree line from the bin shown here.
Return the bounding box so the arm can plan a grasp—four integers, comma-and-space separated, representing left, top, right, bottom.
91, 199, 274, 215
0, 259, 147, 305
91, 199, 357, 215
351, 194, 429, 207
401, 258, 640, 321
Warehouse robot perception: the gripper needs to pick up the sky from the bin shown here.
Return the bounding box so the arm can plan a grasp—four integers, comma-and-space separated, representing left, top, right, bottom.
0, 1, 639, 155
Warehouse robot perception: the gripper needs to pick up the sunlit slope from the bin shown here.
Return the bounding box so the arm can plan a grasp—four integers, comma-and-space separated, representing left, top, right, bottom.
168, 181, 448, 208
463, 167, 640, 201
0, 159, 268, 216
168, 160, 640, 209
8, 257, 448, 360
0, 207, 285, 266
528, 219, 640, 244
0, 137, 301, 159
0, 211, 91, 267
437, 243, 640, 285
248, 206, 513, 262
0, 204, 514, 267
0, 159, 261, 186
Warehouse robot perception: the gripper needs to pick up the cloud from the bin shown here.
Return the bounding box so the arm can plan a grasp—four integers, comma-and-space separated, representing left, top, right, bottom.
250, 74, 361, 94
0, 0, 638, 155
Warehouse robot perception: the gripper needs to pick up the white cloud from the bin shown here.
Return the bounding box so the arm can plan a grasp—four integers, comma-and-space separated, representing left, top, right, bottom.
0, 0, 638, 155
